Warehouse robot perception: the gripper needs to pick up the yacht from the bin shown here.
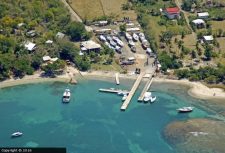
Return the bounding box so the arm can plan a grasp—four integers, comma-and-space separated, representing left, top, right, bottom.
11, 132, 23, 137
177, 107, 194, 113
125, 32, 132, 40
62, 89, 71, 103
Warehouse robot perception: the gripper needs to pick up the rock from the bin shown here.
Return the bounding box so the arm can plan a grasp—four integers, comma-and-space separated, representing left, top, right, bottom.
163, 118, 225, 153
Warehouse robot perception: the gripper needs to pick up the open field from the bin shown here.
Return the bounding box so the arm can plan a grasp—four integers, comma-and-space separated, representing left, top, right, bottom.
211, 20, 225, 32
69, 0, 136, 21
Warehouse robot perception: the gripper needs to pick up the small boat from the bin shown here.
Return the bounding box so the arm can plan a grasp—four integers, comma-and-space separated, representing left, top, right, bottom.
132, 33, 139, 41
122, 94, 127, 101
125, 32, 132, 40
150, 96, 156, 103
115, 46, 122, 53
177, 107, 194, 113
128, 40, 135, 46
112, 36, 119, 42
110, 40, 117, 47
143, 92, 152, 102
117, 91, 128, 96
99, 35, 106, 42
62, 89, 71, 103
106, 36, 112, 41
116, 39, 124, 47
131, 46, 136, 52
139, 33, 145, 38
11, 132, 23, 137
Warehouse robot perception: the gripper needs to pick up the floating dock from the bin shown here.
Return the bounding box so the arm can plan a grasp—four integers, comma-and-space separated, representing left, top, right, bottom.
121, 72, 145, 111
115, 73, 120, 85
138, 76, 154, 102
99, 88, 129, 94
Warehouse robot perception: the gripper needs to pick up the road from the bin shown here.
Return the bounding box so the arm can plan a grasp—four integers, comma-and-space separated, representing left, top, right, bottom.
175, 0, 197, 40
60, 0, 93, 32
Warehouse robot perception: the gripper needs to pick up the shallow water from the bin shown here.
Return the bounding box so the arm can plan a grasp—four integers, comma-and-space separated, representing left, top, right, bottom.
0, 79, 211, 153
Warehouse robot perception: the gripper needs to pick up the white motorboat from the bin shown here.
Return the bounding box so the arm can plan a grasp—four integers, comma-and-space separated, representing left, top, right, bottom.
118, 91, 129, 96
110, 40, 117, 47
150, 96, 156, 103
122, 94, 127, 101
112, 36, 119, 42
128, 40, 135, 46
115, 46, 122, 53
62, 89, 71, 103
116, 39, 124, 47
99, 35, 106, 42
106, 36, 112, 41
11, 132, 23, 137
143, 92, 152, 102
132, 33, 139, 41
177, 107, 194, 113
125, 32, 132, 40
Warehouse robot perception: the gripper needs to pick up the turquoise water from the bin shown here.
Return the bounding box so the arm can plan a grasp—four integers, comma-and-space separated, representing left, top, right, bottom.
0, 79, 210, 153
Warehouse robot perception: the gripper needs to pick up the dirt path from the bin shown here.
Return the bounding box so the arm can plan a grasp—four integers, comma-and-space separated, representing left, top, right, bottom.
60, 0, 93, 31
175, 0, 197, 40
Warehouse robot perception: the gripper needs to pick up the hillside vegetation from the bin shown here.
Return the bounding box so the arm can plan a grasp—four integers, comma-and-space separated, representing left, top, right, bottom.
68, 0, 136, 21
0, 0, 91, 79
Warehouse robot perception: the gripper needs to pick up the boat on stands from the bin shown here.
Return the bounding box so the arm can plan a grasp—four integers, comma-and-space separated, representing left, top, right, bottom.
132, 33, 139, 41
177, 107, 194, 113
11, 132, 23, 137
62, 89, 71, 103
128, 40, 135, 46
125, 32, 132, 40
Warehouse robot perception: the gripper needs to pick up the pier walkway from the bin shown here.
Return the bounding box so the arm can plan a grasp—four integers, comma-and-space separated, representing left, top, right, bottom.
115, 73, 120, 85
138, 74, 154, 102
121, 72, 145, 111
99, 88, 129, 94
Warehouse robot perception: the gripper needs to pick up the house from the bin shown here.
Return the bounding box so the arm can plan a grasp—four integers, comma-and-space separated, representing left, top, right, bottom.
203, 35, 214, 43
197, 12, 209, 19
80, 40, 101, 53
98, 21, 108, 26
56, 32, 65, 39
94, 28, 112, 35
192, 19, 205, 28
24, 41, 36, 51
164, 7, 180, 19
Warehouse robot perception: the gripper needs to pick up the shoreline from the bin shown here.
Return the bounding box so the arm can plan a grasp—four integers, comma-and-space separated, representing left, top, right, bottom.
0, 69, 225, 101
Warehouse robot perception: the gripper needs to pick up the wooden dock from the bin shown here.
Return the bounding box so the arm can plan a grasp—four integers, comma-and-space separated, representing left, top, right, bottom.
138, 75, 154, 102
115, 73, 120, 85
99, 88, 129, 94
121, 72, 145, 111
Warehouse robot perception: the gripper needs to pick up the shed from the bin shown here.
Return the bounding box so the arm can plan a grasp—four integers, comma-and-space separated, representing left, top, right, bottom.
45, 40, 53, 44
192, 19, 205, 25
43, 56, 51, 62
50, 58, 58, 62
203, 35, 213, 43
197, 12, 209, 19
80, 40, 101, 53
26, 30, 36, 37
24, 41, 36, 51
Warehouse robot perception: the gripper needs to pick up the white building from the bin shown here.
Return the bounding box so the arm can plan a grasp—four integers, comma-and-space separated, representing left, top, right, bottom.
45, 40, 53, 44
80, 40, 101, 53
56, 32, 65, 39
24, 41, 36, 51
197, 12, 209, 19
43, 56, 51, 62
192, 19, 205, 25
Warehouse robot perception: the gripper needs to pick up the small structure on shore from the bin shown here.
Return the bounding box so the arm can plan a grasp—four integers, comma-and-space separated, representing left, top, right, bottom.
56, 32, 65, 39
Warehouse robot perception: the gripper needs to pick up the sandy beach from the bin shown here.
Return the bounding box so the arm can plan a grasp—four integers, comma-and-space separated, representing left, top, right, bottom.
0, 67, 225, 100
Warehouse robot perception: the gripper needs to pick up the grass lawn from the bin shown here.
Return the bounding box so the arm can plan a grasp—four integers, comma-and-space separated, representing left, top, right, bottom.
210, 20, 225, 33
91, 60, 123, 72
69, 0, 136, 21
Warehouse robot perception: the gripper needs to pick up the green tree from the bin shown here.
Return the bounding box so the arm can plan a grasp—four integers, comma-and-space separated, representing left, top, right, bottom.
59, 40, 79, 61
42, 60, 66, 77
66, 22, 90, 41
204, 45, 212, 60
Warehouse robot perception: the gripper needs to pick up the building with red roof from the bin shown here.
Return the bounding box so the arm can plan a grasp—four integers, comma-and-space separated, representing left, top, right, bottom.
164, 7, 180, 19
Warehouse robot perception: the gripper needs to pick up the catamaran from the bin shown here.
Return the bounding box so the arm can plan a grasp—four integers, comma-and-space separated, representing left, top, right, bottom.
62, 89, 71, 103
